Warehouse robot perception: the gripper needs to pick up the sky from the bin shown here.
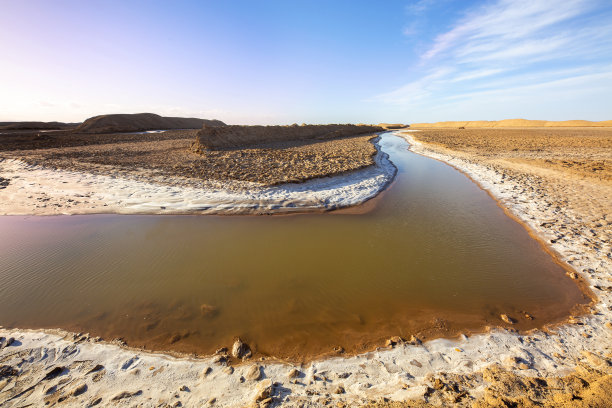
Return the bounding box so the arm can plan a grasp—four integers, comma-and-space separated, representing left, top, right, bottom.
1, 0, 611, 124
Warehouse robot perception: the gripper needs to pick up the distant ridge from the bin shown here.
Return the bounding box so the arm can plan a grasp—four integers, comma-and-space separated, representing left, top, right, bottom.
74, 113, 226, 134
410, 119, 612, 128
0, 121, 78, 131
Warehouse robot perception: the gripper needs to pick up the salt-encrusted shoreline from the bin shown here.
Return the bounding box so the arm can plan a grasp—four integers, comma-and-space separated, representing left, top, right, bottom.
0, 131, 610, 407
0, 137, 396, 216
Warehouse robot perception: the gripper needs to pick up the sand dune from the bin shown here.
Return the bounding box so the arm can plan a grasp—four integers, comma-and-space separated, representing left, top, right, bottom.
411, 119, 612, 128
74, 113, 225, 134
195, 124, 383, 150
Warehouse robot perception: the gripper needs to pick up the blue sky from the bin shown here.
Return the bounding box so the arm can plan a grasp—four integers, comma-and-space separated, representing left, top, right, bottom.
1, 0, 611, 124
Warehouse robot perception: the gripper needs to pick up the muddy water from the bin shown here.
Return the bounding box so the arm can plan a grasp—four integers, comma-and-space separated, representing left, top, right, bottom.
0, 134, 588, 361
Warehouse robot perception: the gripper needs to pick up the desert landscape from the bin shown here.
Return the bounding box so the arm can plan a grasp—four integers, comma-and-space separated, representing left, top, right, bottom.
1, 116, 611, 407
2, 1, 612, 406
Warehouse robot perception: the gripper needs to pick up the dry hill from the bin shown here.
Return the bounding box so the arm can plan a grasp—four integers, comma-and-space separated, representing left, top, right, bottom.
74, 113, 225, 134
0, 121, 78, 131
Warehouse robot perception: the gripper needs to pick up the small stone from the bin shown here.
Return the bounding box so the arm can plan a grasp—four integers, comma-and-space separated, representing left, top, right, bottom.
246, 365, 262, 381
215, 347, 228, 355
500, 314, 515, 324
223, 366, 234, 375
255, 379, 272, 401
207, 397, 217, 405
581, 332, 591, 338
232, 338, 252, 360
518, 363, 529, 370
569, 272, 578, 279
410, 359, 422, 368
604, 322, 612, 329
409, 335, 422, 345
259, 397, 273, 408
333, 385, 345, 394
212, 355, 227, 365
179, 385, 190, 392
202, 367, 213, 378
239, 376, 245, 383
385, 336, 405, 347
454, 348, 463, 352
288, 368, 301, 379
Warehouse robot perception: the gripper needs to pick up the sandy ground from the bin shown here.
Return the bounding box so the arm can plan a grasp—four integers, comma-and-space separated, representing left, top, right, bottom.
0, 128, 611, 407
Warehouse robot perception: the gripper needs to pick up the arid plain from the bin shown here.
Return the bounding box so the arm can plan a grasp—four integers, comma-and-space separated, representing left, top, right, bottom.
0, 118, 611, 407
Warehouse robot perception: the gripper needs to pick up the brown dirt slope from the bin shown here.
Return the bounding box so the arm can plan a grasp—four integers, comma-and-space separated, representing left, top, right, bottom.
195, 124, 383, 150
411, 119, 612, 128
74, 113, 225, 134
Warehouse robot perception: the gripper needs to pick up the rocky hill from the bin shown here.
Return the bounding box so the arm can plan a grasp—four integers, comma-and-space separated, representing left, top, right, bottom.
74, 113, 225, 134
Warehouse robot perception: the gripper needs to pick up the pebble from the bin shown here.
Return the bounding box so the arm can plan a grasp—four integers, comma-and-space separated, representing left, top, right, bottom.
385, 336, 404, 347
287, 368, 301, 379
500, 314, 515, 324
333, 385, 345, 394
246, 365, 262, 381
232, 338, 252, 360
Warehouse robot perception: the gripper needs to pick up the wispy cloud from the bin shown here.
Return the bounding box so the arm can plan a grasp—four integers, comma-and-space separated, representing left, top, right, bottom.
378, 0, 612, 117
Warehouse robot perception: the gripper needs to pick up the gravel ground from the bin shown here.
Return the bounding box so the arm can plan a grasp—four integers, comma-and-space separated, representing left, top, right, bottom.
3, 130, 380, 186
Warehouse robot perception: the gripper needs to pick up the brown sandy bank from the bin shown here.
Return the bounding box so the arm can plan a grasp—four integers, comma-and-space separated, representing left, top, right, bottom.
194, 124, 383, 150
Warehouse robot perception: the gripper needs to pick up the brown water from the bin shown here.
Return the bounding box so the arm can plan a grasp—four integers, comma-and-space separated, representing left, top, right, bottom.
0, 134, 588, 360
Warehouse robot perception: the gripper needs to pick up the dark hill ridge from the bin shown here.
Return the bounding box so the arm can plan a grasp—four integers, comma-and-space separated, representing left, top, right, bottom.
195, 124, 384, 150
74, 113, 225, 134
0, 121, 79, 131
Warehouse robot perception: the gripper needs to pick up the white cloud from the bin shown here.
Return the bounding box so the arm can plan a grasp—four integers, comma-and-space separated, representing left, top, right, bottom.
376, 0, 612, 117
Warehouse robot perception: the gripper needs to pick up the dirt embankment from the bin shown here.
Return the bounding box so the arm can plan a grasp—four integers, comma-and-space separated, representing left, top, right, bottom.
194, 124, 383, 150
411, 119, 612, 128
3, 129, 382, 186
74, 113, 225, 134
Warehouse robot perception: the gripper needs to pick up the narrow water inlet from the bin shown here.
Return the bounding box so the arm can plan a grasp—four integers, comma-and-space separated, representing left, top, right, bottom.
0, 134, 588, 361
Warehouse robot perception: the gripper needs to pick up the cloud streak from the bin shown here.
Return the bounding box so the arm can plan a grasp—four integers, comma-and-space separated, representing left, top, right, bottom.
378, 0, 612, 119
